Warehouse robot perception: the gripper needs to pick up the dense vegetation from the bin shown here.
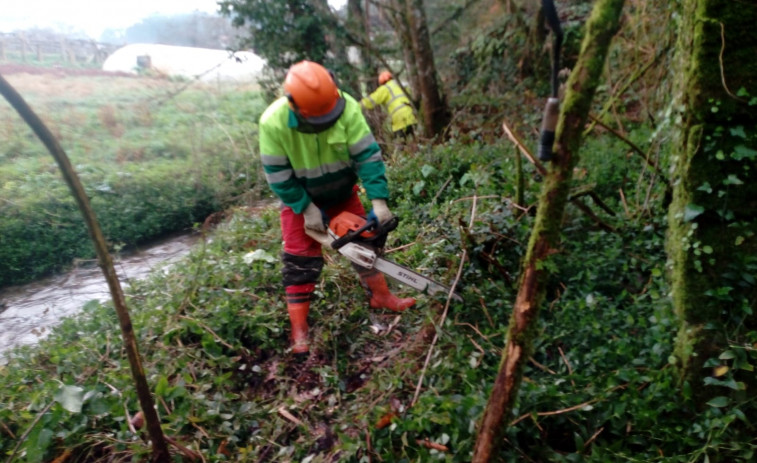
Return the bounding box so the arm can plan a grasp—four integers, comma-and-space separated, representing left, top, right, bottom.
1, 0, 756, 461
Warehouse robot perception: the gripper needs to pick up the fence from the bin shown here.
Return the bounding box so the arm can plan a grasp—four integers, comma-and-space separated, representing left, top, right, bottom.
0, 33, 119, 67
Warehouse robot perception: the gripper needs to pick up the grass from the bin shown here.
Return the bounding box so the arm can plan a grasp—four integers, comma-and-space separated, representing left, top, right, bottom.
0, 67, 267, 287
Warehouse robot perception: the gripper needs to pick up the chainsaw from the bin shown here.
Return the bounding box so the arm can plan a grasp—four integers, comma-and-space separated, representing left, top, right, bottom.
322, 211, 462, 302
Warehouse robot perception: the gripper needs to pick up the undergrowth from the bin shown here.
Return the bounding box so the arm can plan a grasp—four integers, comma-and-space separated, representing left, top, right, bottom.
1, 135, 755, 462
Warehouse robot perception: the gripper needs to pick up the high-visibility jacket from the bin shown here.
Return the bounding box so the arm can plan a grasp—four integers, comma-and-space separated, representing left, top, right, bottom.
360, 80, 417, 133
259, 92, 388, 215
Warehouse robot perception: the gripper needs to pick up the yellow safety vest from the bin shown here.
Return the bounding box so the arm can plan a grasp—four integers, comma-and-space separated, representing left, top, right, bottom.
361, 80, 417, 133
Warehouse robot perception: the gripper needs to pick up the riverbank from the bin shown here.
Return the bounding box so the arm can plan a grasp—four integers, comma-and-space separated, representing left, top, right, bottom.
0, 230, 200, 362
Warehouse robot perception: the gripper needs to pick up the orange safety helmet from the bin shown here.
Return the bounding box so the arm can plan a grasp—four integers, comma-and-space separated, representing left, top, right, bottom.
284, 60, 345, 125
378, 70, 392, 85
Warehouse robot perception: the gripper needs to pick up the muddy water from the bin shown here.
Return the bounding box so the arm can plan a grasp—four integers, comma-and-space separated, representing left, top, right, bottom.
0, 232, 200, 362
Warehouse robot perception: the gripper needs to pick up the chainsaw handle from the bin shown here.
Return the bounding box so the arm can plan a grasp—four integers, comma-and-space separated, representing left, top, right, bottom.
330, 216, 399, 250
330, 220, 375, 250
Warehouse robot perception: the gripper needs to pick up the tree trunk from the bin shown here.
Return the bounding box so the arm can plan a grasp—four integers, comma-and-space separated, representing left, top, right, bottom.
383, 0, 422, 104
471, 0, 625, 460
668, 0, 757, 400
404, 0, 450, 138
0, 75, 171, 463
349, 0, 378, 94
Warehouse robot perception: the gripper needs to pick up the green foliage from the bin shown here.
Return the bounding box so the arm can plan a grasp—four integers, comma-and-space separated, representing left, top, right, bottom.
218, 0, 345, 99
5, 132, 756, 461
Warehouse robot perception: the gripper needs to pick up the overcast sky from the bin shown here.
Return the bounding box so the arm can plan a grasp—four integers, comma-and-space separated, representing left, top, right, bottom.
1, 0, 347, 40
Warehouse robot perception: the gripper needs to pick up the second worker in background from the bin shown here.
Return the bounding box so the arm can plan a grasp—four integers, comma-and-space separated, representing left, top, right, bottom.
360, 71, 417, 144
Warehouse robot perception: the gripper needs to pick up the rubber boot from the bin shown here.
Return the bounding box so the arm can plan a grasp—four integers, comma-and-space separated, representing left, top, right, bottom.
360, 271, 416, 312
287, 301, 310, 354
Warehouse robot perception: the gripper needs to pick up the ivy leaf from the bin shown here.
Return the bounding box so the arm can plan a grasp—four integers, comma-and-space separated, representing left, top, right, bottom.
413, 180, 426, 196
723, 175, 744, 185
731, 145, 757, 161
683, 204, 704, 222
719, 350, 736, 360
54, 385, 85, 413
421, 164, 437, 178
706, 396, 730, 408
729, 126, 746, 139
243, 249, 276, 264
697, 182, 713, 194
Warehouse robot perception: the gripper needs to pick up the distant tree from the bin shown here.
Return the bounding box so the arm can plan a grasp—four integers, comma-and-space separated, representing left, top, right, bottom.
218, 0, 346, 97
403, 0, 450, 138
103, 13, 241, 49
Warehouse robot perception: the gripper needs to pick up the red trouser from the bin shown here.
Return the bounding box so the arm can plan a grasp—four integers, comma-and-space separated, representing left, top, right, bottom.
280, 187, 366, 297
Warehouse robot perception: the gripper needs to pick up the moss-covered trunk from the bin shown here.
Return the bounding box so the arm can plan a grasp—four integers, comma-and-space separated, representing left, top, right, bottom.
472, 0, 625, 460
668, 0, 757, 400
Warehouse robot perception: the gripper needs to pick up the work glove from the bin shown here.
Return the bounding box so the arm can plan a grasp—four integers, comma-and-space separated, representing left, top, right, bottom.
368, 199, 393, 225
303, 202, 326, 233
303, 202, 331, 245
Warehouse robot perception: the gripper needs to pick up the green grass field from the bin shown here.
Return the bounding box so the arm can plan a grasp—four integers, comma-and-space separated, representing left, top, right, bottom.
0, 65, 267, 287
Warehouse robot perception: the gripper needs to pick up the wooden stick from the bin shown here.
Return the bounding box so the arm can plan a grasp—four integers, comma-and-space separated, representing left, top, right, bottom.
502, 120, 547, 175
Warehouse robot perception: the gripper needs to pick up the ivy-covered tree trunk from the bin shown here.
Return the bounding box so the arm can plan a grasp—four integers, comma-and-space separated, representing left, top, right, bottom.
471, 0, 625, 460
405, 0, 451, 138
668, 0, 757, 400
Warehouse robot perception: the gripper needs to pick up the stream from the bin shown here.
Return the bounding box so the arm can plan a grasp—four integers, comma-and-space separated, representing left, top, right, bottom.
0, 231, 200, 363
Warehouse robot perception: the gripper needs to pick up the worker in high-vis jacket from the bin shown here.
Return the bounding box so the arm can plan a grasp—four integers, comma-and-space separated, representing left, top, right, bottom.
360, 71, 417, 140
259, 60, 416, 355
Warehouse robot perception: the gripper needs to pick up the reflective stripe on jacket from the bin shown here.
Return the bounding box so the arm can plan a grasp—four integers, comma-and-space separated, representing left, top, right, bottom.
259, 93, 388, 214
360, 80, 417, 132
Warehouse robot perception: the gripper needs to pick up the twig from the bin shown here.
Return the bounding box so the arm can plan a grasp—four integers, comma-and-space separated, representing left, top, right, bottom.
125, 403, 138, 435
365, 425, 374, 463
6, 402, 54, 463
618, 188, 631, 217
502, 120, 547, 175
0, 420, 15, 439
383, 315, 403, 337
509, 398, 600, 426
717, 22, 744, 102
277, 407, 305, 428
558, 346, 575, 387
529, 356, 557, 375
165, 435, 202, 462
587, 114, 664, 177
451, 195, 500, 204
416, 439, 450, 452
583, 426, 605, 451
454, 322, 494, 344
478, 297, 495, 328
570, 197, 616, 232
385, 241, 416, 254
178, 315, 235, 350
432, 176, 453, 205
